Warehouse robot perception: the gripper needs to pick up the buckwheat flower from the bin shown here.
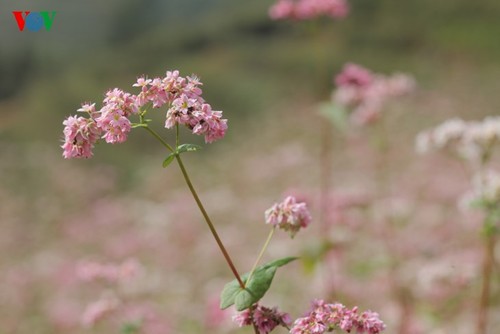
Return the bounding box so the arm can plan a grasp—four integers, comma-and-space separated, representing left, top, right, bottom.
163, 70, 186, 98
233, 308, 253, 327
269, 0, 296, 20
192, 105, 228, 143
358, 310, 386, 334
332, 63, 415, 127
76, 258, 142, 283
349, 102, 381, 126
77, 102, 99, 119
185, 74, 204, 98
462, 117, 500, 159
432, 118, 467, 149
61, 115, 100, 159
415, 131, 433, 154
335, 63, 374, 88
150, 77, 169, 108
165, 94, 201, 129
269, 0, 349, 20
290, 300, 386, 334
385, 73, 416, 96
462, 169, 500, 208
265, 195, 312, 237
81, 294, 119, 327
96, 104, 132, 144
133, 76, 153, 107
233, 305, 291, 334
103, 88, 139, 116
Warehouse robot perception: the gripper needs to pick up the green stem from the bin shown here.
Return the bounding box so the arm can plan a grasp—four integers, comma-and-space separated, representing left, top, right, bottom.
143, 126, 175, 153
477, 232, 496, 334
246, 228, 275, 284
144, 125, 245, 289
175, 154, 245, 289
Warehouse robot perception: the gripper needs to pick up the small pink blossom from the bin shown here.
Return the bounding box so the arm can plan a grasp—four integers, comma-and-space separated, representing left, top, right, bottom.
265, 195, 312, 237
81, 295, 119, 327
269, 0, 295, 20
332, 63, 415, 126
269, 0, 349, 21
61, 115, 101, 159
76, 258, 141, 284
96, 105, 132, 144
233, 304, 291, 334
290, 300, 385, 334
335, 63, 374, 88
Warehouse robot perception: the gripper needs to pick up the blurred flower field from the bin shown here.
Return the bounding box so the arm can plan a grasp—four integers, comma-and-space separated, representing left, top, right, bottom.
0, 1, 499, 333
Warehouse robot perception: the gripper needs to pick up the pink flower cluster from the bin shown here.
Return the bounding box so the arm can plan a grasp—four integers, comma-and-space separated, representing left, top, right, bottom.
265, 195, 312, 237
290, 300, 386, 334
61, 70, 227, 159
81, 294, 119, 327
134, 70, 227, 143
233, 304, 292, 334
333, 63, 415, 126
76, 258, 142, 284
269, 0, 349, 21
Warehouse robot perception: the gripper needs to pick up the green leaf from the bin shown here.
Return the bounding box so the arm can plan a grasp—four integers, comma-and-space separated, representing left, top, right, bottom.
177, 144, 202, 154
121, 322, 141, 334
162, 153, 175, 168
220, 279, 243, 309
219, 257, 298, 310
131, 123, 148, 129
235, 266, 277, 311
234, 289, 255, 311
261, 256, 298, 269
318, 102, 348, 132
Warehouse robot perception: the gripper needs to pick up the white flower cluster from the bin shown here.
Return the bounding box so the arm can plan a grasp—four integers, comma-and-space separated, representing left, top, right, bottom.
461, 169, 500, 209
416, 116, 500, 162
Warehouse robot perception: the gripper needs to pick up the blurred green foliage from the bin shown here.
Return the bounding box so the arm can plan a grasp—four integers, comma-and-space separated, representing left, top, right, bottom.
1, 0, 499, 157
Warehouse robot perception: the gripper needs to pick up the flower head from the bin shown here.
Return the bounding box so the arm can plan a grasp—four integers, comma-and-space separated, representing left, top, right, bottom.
265, 195, 312, 237
269, 0, 349, 21
61, 115, 101, 159
290, 300, 386, 334
233, 304, 291, 334
415, 116, 500, 162
62, 69, 227, 158
332, 63, 415, 126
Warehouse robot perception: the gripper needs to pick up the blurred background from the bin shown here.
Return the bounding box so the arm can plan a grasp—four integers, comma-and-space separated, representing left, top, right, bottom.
0, 0, 499, 333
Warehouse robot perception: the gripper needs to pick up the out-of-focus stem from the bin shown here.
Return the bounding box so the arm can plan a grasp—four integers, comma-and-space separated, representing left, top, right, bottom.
320, 121, 333, 230
477, 233, 496, 334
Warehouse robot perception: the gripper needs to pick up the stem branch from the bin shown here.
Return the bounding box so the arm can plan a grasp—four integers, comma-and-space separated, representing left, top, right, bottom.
477, 233, 496, 334
247, 228, 275, 284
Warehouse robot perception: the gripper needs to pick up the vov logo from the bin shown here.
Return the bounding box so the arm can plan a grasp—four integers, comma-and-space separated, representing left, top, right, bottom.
12, 11, 56, 32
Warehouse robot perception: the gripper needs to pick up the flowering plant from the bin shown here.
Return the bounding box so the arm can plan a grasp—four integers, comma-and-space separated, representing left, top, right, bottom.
61, 70, 385, 334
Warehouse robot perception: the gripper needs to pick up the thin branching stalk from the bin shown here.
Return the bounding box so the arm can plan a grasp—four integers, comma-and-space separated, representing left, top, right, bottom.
145, 125, 245, 289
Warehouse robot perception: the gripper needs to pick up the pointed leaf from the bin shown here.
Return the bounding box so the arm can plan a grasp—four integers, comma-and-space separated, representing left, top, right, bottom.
219, 257, 298, 311
162, 153, 175, 168
235, 266, 277, 310
235, 289, 255, 311
220, 279, 243, 310
177, 143, 202, 154
261, 256, 298, 269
